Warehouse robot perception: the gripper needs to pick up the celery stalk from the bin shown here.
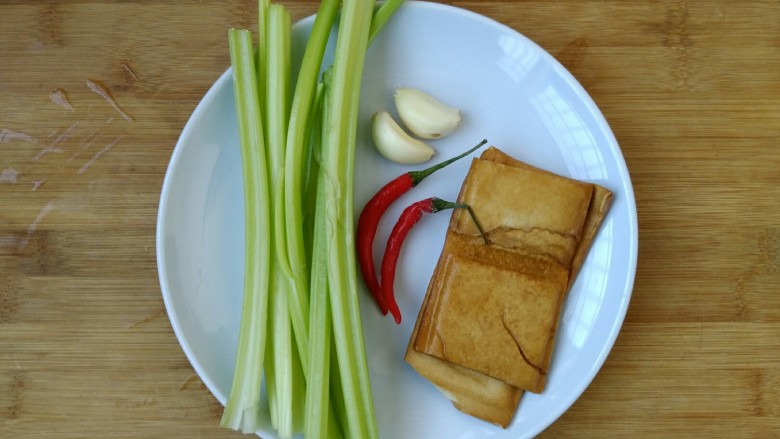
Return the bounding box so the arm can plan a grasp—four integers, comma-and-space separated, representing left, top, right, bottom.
265, 4, 292, 273
369, 0, 405, 44
284, 0, 338, 275
304, 73, 332, 437
282, 0, 339, 379
307, 74, 346, 439
264, 302, 278, 430
318, 1, 378, 438
257, 0, 269, 107
304, 168, 333, 439
270, 273, 294, 438
265, 5, 311, 375
329, 331, 348, 437
264, 7, 310, 438
267, 268, 306, 438
290, 328, 308, 435
302, 81, 325, 267
304, 72, 345, 439
225, 0, 405, 436
221, 28, 271, 434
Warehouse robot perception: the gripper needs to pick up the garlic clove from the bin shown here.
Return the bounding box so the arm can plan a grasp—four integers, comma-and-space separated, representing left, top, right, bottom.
394, 87, 461, 140
371, 111, 436, 165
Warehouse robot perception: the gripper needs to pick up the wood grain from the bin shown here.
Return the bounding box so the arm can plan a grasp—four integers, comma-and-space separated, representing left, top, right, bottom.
2, 1, 779, 437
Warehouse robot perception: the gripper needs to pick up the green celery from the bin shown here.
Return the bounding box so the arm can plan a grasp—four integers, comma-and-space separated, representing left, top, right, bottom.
329, 331, 348, 438
304, 71, 343, 439
302, 74, 327, 425
264, 302, 277, 431
269, 273, 294, 438
284, 0, 339, 273
265, 278, 306, 437
267, 269, 306, 438
265, 3, 292, 275
265, 6, 309, 438
303, 161, 334, 439
282, 0, 339, 379
318, 1, 378, 438
224, 0, 406, 435
257, 1, 277, 430
265, 4, 311, 375
302, 81, 325, 268
369, 0, 405, 44
221, 28, 271, 434
290, 328, 307, 435
266, 4, 309, 374
257, 0, 269, 106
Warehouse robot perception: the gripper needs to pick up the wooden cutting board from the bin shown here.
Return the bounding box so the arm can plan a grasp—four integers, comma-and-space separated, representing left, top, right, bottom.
1, 1, 778, 437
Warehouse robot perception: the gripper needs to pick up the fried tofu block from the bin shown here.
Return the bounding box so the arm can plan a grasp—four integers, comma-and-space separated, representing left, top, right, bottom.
479, 147, 614, 284
404, 251, 523, 428
405, 146, 613, 427
415, 156, 594, 391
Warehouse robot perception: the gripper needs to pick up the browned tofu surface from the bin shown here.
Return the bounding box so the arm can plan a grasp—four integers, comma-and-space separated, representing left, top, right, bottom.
414, 156, 594, 391
405, 146, 613, 428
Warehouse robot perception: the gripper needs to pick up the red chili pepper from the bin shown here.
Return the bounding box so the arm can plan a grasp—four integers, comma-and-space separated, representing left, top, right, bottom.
356, 139, 488, 314
381, 197, 487, 324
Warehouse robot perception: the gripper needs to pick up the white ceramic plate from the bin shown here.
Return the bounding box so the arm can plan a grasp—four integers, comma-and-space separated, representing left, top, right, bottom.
157, 2, 638, 438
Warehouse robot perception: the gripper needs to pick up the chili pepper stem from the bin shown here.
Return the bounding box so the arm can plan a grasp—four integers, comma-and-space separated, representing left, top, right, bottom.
408, 139, 487, 186
466, 205, 489, 245
430, 198, 489, 245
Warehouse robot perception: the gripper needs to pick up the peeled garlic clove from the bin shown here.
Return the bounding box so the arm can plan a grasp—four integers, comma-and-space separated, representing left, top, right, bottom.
372, 111, 436, 165
394, 87, 461, 139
